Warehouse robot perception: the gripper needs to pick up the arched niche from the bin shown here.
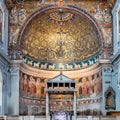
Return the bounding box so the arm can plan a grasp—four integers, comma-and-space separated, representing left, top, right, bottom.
105, 87, 116, 110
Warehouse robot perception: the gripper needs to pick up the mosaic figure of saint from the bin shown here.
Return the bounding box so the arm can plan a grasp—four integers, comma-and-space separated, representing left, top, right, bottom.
36, 78, 41, 97
23, 74, 28, 95
29, 76, 36, 96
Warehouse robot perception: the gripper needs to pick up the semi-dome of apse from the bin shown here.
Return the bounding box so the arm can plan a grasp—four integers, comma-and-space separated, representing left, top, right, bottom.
19, 5, 102, 70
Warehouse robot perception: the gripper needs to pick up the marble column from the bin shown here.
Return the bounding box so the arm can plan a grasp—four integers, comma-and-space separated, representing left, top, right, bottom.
46, 92, 50, 120
73, 92, 77, 120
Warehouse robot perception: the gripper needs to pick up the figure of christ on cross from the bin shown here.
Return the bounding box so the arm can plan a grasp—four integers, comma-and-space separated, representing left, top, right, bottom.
55, 21, 69, 58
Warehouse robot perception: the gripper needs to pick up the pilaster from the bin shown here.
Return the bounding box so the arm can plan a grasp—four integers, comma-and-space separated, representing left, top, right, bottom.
112, 63, 120, 111
101, 66, 112, 115
7, 60, 22, 115
0, 52, 9, 115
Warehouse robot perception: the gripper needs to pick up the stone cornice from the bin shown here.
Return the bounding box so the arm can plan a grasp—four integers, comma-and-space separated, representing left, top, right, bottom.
100, 59, 111, 64
10, 60, 23, 67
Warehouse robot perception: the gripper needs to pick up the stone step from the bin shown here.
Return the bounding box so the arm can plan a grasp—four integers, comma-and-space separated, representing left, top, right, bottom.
0, 116, 6, 120
6, 116, 20, 120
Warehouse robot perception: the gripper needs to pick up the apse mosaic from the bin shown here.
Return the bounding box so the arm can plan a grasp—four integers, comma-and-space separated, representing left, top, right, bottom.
8, 0, 114, 64
0, 9, 2, 41
21, 7, 100, 63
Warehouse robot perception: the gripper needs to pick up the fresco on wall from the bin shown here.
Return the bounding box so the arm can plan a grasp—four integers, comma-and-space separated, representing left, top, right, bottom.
20, 72, 46, 99
0, 9, 2, 42
76, 72, 102, 98
20, 7, 101, 63
19, 70, 102, 115
20, 71, 102, 99
19, 72, 47, 115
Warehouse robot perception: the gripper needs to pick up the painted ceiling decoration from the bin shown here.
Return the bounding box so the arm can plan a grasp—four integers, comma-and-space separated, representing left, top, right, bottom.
19, 5, 102, 65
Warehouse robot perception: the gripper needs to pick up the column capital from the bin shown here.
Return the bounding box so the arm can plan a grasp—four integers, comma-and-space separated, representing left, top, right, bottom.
10, 60, 22, 67
9, 60, 22, 75
9, 67, 19, 74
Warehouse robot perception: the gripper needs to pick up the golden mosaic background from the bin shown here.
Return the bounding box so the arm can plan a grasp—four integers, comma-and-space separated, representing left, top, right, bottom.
22, 8, 100, 63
